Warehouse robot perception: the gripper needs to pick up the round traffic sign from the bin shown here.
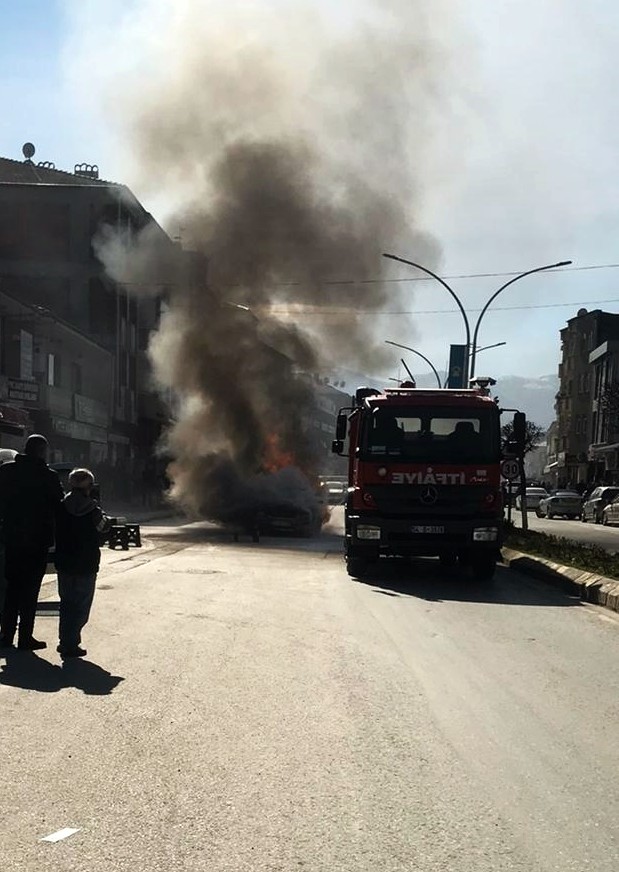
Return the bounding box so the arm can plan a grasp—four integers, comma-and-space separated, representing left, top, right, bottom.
501, 459, 520, 480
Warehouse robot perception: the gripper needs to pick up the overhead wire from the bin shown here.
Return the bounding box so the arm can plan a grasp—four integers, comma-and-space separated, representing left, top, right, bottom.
267, 298, 619, 316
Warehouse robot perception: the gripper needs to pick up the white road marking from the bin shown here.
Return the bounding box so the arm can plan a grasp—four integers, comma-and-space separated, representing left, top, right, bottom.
41, 827, 80, 843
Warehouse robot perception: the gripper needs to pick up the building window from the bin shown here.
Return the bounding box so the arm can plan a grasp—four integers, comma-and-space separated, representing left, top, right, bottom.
119, 352, 128, 387
47, 353, 60, 387
71, 362, 82, 394
20, 329, 33, 380
129, 354, 136, 389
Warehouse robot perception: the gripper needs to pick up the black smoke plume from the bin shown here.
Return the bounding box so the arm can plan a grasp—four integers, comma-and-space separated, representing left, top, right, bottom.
94, 0, 451, 522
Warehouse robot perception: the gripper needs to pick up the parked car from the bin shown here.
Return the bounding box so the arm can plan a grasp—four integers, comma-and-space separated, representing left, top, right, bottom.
581, 486, 619, 524
602, 495, 619, 526
515, 487, 548, 511
537, 490, 582, 519
323, 478, 347, 504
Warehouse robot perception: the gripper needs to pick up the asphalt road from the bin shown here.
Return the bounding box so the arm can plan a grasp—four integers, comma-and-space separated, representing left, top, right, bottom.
517, 511, 619, 551
1, 510, 619, 871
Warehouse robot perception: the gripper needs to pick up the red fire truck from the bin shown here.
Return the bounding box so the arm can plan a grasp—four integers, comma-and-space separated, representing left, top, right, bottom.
332, 382, 519, 581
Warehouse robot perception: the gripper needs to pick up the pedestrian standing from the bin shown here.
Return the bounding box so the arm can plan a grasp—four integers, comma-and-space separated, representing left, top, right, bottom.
54, 468, 111, 659
0, 448, 17, 623
0, 435, 64, 650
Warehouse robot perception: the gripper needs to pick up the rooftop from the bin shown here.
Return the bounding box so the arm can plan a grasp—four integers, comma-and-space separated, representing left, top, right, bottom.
0, 155, 115, 187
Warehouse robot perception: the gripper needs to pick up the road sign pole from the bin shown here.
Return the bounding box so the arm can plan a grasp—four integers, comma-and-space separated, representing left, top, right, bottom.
519, 456, 528, 531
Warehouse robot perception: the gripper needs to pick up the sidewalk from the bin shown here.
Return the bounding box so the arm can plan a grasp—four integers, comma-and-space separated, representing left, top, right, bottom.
105, 503, 183, 525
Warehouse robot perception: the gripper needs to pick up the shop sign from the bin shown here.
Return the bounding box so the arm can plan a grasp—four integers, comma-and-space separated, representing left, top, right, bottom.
8, 379, 39, 404
74, 394, 109, 428
52, 417, 107, 444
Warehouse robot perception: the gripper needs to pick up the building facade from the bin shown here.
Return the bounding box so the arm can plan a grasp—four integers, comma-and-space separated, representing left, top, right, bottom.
0, 287, 112, 460
0, 152, 177, 466
546, 308, 619, 486
588, 339, 619, 483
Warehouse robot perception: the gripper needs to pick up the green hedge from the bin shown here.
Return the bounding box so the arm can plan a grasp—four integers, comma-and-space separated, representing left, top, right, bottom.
504, 526, 619, 580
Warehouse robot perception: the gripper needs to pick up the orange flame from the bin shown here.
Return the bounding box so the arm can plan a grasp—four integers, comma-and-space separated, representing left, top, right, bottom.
263, 433, 296, 473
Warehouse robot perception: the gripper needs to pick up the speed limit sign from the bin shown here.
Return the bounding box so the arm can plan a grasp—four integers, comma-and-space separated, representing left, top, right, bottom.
501, 459, 520, 480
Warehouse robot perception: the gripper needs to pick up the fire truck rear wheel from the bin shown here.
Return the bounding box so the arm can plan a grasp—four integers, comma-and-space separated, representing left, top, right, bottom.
471, 555, 496, 582
346, 557, 370, 578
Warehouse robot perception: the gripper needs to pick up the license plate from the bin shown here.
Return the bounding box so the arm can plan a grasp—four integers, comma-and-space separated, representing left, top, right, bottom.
411, 525, 445, 534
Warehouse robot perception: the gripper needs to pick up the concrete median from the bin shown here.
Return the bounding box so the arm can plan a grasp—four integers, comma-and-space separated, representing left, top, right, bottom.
502, 547, 619, 613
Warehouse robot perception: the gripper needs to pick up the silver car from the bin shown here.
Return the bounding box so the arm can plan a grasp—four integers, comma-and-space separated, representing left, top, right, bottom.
515, 487, 548, 511
537, 490, 582, 519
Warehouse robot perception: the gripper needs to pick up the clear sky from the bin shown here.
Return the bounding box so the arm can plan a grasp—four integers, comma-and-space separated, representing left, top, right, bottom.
1, 0, 619, 380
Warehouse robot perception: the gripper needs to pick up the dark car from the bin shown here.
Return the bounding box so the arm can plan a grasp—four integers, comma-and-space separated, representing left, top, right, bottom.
581, 486, 619, 524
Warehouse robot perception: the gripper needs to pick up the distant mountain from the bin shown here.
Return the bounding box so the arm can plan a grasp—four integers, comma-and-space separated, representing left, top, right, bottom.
493, 375, 558, 429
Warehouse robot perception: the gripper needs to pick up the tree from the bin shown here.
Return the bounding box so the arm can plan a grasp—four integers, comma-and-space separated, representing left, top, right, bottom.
501, 419, 544, 455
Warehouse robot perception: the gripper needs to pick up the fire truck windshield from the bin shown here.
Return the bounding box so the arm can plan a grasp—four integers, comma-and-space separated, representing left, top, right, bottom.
361, 406, 500, 463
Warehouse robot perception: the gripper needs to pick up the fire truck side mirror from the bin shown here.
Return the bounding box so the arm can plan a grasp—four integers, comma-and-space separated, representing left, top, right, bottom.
332, 439, 344, 455
513, 411, 527, 454
335, 412, 348, 441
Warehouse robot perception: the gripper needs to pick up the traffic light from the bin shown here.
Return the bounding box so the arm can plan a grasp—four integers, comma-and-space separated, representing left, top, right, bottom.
513, 412, 527, 453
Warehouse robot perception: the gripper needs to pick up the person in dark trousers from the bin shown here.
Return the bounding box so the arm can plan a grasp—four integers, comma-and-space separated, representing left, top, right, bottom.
54, 468, 111, 659
0, 435, 64, 650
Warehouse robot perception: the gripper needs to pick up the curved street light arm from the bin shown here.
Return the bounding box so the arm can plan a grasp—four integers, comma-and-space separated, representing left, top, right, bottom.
471, 341, 507, 357
383, 254, 471, 381
469, 260, 572, 378
385, 340, 442, 389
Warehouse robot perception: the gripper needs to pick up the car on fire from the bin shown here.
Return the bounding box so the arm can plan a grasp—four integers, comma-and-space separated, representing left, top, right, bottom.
536, 490, 582, 519
258, 502, 323, 537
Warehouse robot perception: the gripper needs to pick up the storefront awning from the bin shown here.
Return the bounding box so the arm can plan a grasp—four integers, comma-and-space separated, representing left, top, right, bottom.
0, 404, 29, 429
589, 442, 619, 455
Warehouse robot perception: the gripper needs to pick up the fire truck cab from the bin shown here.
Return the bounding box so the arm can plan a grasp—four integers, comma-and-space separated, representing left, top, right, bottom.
332, 384, 506, 580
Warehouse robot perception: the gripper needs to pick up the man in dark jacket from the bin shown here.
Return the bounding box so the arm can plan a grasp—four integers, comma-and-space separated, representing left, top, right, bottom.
0, 435, 64, 650
54, 468, 111, 659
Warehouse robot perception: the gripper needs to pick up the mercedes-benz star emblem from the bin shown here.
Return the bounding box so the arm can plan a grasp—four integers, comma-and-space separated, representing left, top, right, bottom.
420, 485, 438, 505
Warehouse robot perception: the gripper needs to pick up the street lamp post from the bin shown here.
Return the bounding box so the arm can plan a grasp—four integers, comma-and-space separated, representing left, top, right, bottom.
382, 254, 572, 386
468, 261, 572, 378
471, 341, 506, 357
383, 254, 471, 385
385, 340, 442, 388
385, 339, 508, 389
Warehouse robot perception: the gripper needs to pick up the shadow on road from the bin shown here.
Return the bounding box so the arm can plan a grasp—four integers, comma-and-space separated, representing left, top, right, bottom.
147, 521, 344, 554
353, 558, 582, 607
0, 651, 125, 695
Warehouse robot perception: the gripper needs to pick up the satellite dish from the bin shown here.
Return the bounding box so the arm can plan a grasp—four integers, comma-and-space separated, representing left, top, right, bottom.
22, 142, 35, 160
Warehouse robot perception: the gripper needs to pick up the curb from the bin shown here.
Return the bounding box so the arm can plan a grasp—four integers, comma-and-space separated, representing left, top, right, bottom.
502, 548, 619, 614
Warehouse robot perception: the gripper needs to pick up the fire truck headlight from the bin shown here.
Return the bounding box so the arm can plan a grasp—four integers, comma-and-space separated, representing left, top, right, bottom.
473, 527, 499, 542
357, 525, 381, 540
